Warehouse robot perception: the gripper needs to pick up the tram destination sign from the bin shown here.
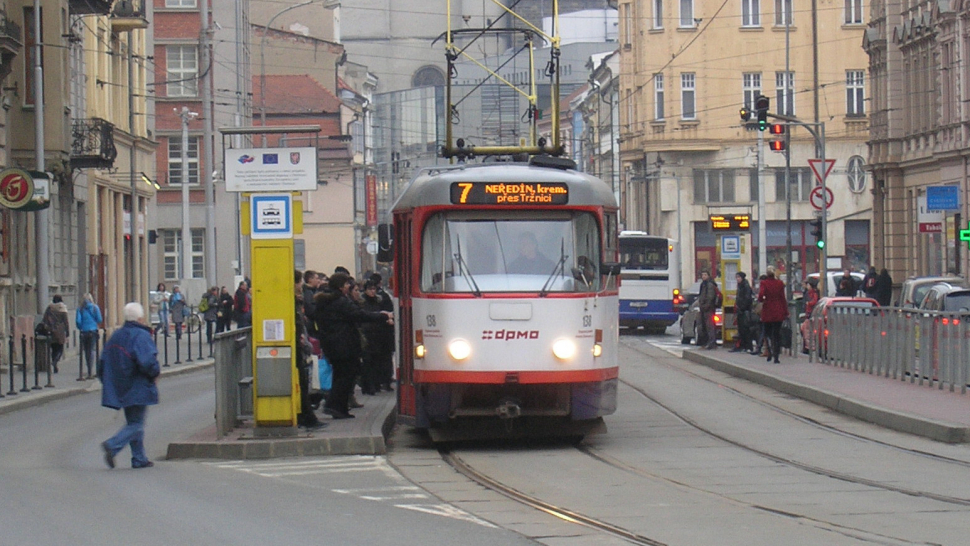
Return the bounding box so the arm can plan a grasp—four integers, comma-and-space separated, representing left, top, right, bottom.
450, 182, 569, 205
710, 214, 751, 232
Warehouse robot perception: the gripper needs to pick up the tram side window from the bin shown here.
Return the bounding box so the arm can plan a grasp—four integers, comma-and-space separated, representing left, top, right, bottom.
572, 213, 600, 290
421, 214, 448, 291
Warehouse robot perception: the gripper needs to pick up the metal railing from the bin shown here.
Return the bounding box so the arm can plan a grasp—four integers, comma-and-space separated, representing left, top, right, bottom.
809, 305, 970, 395
212, 327, 252, 437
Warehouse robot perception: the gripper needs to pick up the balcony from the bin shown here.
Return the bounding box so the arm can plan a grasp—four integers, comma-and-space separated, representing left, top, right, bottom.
69, 0, 112, 16
0, 10, 21, 80
71, 118, 118, 169
110, 0, 148, 33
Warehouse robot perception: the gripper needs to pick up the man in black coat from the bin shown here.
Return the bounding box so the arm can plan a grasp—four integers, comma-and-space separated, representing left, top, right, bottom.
312, 273, 393, 419
732, 272, 754, 352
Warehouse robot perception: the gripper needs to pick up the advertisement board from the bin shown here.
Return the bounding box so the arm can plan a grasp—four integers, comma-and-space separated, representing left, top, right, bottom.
225, 147, 317, 192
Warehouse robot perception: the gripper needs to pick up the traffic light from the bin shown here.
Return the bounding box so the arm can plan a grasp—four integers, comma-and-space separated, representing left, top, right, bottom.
739, 106, 751, 122
768, 123, 786, 152
754, 94, 770, 131
810, 218, 824, 249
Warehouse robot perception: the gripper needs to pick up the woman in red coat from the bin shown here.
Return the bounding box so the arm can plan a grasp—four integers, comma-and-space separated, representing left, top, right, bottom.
758, 267, 788, 363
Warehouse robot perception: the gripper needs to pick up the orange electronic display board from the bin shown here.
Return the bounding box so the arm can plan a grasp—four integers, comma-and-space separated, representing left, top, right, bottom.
450, 182, 569, 205
709, 214, 751, 231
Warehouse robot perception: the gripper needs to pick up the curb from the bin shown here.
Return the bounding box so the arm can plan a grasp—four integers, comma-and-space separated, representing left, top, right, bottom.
683, 349, 970, 444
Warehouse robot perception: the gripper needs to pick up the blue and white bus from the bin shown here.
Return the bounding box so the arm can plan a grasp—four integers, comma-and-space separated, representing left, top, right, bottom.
618, 232, 682, 333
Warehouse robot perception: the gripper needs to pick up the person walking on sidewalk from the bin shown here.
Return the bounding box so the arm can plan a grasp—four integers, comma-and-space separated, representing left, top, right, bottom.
233, 281, 252, 329
202, 286, 219, 346
874, 268, 893, 307
697, 270, 719, 350
731, 272, 753, 353
216, 286, 234, 333
757, 267, 788, 364
76, 293, 103, 379
99, 302, 159, 470
169, 286, 186, 340
42, 294, 70, 373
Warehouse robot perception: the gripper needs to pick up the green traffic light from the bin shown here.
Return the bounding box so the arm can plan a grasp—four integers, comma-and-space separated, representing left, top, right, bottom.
816, 240, 825, 249
758, 120, 767, 131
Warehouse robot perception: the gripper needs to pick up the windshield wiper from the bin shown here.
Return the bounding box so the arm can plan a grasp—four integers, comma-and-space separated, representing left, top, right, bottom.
454, 237, 482, 297
539, 239, 568, 297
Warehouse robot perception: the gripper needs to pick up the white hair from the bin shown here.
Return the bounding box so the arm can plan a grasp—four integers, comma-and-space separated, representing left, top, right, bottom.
123, 302, 145, 322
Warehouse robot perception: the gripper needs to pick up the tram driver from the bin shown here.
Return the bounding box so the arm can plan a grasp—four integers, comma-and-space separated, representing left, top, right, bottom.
507, 232, 555, 275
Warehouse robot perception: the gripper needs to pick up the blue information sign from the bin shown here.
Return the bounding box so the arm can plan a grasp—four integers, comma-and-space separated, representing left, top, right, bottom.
926, 185, 960, 211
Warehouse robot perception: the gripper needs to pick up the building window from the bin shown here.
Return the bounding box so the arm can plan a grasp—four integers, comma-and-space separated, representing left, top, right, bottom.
655, 74, 665, 120
168, 137, 199, 186
847, 156, 866, 193
653, 0, 664, 29
844, 0, 863, 24
775, 71, 794, 115
846, 70, 865, 116
679, 0, 694, 27
742, 0, 760, 26
681, 73, 695, 119
693, 170, 735, 203
166, 45, 198, 97
166, 0, 197, 6
774, 0, 792, 25
161, 229, 205, 280
743, 73, 761, 108
412, 66, 445, 88
774, 168, 812, 202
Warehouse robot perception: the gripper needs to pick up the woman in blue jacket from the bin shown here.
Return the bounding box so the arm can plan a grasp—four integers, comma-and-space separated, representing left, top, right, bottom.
76, 293, 103, 379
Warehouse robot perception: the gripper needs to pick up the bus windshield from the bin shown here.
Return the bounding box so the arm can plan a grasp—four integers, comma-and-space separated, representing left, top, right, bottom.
619, 237, 668, 271
421, 211, 601, 293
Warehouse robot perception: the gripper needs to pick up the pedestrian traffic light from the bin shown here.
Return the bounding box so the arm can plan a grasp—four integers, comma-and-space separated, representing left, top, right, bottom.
810, 218, 824, 249
739, 106, 751, 122
768, 123, 786, 151
755, 95, 770, 131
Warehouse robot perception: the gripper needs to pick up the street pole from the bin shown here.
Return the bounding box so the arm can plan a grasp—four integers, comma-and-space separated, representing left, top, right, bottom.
129, 30, 139, 304
179, 107, 196, 281
784, 6, 793, 303
34, 0, 48, 312
819, 123, 827, 295
757, 126, 767, 277
201, 1, 216, 287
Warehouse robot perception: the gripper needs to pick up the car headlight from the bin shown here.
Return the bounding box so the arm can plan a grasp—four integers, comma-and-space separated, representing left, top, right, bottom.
447, 339, 471, 361
552, 338, 577, 360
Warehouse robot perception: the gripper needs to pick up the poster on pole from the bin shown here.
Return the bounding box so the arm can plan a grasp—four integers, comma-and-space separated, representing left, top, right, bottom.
225, 147, 317, 192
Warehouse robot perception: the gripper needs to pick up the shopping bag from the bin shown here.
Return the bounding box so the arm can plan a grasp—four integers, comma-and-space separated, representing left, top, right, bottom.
317, 356, 332, 391
781, 321, 793, 349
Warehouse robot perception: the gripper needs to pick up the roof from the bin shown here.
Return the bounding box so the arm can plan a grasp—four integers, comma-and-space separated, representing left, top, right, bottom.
251, 75, 342, 114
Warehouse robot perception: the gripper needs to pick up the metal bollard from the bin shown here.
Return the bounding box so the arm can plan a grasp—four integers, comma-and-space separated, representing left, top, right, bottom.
77, 333, 86, 381
198, 321, 203, 360
32, 335, 42, 390
20, 334, 29, 393
163, 330, 170, 367
186, 320, 194, 363
45, 336, 54, 388
7, 335, 15, 396
0, 340, 4, 398
174, 329, 181, 365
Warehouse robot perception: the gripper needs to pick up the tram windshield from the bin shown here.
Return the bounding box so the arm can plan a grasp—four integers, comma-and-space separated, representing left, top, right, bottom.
421, 211, 601, 293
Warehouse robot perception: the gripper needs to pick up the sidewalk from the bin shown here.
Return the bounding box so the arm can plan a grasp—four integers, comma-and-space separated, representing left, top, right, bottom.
683, 346, 970, 443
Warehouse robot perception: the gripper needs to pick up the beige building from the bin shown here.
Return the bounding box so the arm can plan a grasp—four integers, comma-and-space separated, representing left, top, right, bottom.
865, 0, 970, 279
614, 0, 873, 285
75, 7, 155, 327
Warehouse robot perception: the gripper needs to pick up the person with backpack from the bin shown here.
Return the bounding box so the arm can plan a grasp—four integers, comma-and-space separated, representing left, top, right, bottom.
201, 286, 219, 346
697, 270, 720, 350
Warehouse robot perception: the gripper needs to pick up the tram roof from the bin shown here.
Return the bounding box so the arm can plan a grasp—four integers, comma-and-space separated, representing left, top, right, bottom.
392, 162, 617, 211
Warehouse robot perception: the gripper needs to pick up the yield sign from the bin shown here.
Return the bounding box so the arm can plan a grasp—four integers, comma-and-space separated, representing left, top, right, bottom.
808, 158, 836, 185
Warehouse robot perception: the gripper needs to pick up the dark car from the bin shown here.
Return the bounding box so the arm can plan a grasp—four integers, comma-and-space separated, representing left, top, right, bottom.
917, 283, 970, 313
679, 297, 723, 345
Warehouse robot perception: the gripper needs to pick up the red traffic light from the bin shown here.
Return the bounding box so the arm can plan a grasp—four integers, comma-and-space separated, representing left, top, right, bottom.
769, 123, 785, 134
769, 140, 786, 152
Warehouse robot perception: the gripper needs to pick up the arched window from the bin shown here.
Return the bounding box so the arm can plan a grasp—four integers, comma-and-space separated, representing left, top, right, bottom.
412, 66, 446, 88
847, 155, 866, 193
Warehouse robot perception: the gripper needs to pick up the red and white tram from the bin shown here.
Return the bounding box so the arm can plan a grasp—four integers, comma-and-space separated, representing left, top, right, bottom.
389, 157, 621, 440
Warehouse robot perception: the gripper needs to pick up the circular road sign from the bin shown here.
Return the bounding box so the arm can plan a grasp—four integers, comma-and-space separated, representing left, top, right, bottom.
0, 168, 34, 210
809, 185, 834, 210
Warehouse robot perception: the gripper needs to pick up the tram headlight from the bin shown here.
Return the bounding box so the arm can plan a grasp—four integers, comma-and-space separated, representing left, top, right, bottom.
447, 339, 472, 361
552, 338, 577, 360
592, 343, 603, 358
414, 344, 426, 359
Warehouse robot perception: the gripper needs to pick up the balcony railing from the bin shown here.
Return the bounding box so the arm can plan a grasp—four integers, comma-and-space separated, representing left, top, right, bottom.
110, 0, 148, 32
69, 0, 113, 16
71, 118, 117, 169
0, 9, 21, 81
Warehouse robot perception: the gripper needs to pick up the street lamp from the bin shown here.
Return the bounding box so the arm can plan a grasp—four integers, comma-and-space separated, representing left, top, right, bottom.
259, 0, 340, 145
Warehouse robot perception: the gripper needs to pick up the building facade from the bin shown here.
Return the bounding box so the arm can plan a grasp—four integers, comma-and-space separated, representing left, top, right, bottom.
615, 0, 873, 287
865, 0, 970, 279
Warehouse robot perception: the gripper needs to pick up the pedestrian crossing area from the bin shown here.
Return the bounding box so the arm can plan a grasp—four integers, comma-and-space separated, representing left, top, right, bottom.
205, 457, 497, 528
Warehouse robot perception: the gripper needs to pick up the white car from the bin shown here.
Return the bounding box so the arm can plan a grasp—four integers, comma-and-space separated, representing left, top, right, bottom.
806, 271, 865, 298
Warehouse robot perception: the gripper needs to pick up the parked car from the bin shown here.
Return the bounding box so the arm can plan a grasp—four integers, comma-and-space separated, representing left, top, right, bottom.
897, 276, 967, 310
805, 296, 880, 357
805, 271, 866, 298
679, 297, 723, 345
917, 283, 970, 313
676, 280, 703, 313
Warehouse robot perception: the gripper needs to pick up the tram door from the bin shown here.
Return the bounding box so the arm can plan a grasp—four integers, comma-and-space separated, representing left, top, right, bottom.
395, 214, 417, 423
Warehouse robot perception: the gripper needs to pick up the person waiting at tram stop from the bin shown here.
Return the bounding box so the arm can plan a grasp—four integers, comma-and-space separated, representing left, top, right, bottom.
360, 279, 395, 395
312, 273, 393, 420
215, 286, 234, 334
508, 231, 555, 275
202, 286, 219, 345
730, 272, 754, 353
800, 277, 820, 354
697, 270, 720, 350
758, 266, 789, 364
